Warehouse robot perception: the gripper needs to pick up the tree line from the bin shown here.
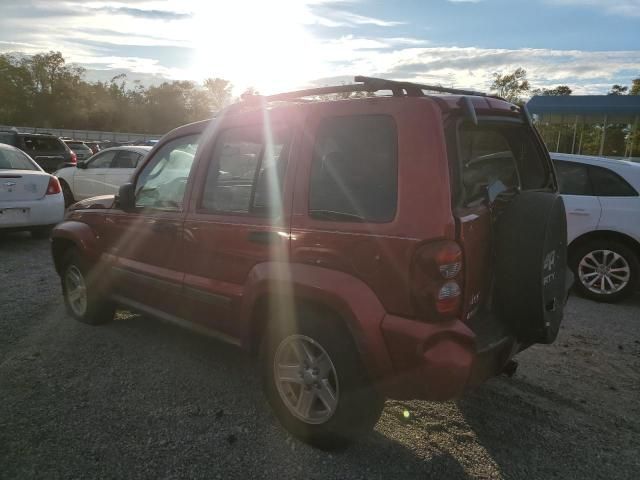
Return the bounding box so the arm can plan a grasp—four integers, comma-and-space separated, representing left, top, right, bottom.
0, 51, 234, 134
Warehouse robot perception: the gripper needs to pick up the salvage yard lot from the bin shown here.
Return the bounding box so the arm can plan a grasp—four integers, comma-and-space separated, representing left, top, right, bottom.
1, 233, 639, 480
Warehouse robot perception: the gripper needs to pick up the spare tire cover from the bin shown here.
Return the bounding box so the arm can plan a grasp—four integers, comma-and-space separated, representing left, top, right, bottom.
493, 191, 567, 344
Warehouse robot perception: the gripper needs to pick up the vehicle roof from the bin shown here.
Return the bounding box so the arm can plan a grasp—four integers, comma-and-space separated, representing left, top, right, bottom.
551, 152, 640, 170
98, 145, 152, 154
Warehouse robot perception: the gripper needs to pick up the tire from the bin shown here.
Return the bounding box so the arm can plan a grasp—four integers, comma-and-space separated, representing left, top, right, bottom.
260, 306, 384, 450
61, 249, 115, 325
60, 180, 75, 208
570, 239, 639, 303
493, 191, 568, 344
30, 226, 51, 239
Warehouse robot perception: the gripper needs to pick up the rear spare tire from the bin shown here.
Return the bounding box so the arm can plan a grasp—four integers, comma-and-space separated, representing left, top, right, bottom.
492, 191, 568, 344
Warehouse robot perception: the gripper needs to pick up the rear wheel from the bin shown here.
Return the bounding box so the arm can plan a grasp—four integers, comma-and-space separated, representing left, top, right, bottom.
61, 249, 115, 325
571, 240, 638, 303
261, 306, 384, 450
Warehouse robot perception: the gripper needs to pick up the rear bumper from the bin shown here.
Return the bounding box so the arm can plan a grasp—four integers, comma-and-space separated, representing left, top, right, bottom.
0, 193, 65, 230
379, 313, 517, 401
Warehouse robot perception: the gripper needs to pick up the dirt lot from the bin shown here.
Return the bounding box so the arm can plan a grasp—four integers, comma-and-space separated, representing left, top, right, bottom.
1, 232, 639, 480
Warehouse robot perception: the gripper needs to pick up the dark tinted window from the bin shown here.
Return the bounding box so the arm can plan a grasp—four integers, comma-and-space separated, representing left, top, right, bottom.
309, 115, 397, 222
23, 136, 64, 152
554, 161, 593, 195
0, 132, 18, 146
589, 166, 638, 197
67, 142, 91, 151
112, 150, 141, 168
458, 123, 549, 204
89, 150, 117, 168
201, 126, 289, 216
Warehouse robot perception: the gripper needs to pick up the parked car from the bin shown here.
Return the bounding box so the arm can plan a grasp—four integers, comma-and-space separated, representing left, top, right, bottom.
0, 143, 64, 237
54, 146, 151, 206
552, 153, 640, 302
64, 140, 93, 161
51, 77, 569, 449
0, 130, 77, 173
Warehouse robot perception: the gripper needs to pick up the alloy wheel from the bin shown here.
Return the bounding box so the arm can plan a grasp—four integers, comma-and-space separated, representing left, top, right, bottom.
273, 334, 339, 425
65, 265, 88, 317
578, 249, 631, 295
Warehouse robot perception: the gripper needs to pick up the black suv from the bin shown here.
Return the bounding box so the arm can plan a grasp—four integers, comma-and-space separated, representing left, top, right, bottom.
0, 131, 76, 172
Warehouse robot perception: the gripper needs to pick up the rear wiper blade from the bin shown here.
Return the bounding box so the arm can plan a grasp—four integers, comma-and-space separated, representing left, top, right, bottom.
308, 209, 365, 222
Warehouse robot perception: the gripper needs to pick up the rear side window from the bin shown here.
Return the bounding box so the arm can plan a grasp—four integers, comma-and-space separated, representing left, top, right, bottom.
589, 166, 638, 197
458, 122, 549, 205
554, 161, 593, 195
23, 136, 64, 152
309, 115, 398, 222
0, 132, 17, 146
201, 125, 289, 216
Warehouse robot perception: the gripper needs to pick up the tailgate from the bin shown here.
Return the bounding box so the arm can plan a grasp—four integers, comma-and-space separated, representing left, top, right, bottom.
0, 171, 49, 201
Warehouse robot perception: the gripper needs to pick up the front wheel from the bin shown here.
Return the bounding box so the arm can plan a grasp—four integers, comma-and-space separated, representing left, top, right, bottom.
61, 249, 115, 325
261, 307, 384, 450
571, 240, 639, 303
60, 180, 75, 208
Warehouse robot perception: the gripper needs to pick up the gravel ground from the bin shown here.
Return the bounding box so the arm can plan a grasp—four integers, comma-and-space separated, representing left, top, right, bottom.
1, 232, 639, 479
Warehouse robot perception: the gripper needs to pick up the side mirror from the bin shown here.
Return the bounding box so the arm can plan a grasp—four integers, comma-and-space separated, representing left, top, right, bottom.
117, 183, 136, 212
76, 160, 87, 169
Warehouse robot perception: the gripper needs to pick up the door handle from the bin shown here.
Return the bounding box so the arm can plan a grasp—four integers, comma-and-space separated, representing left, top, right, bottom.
569, 210, 590, 216
248, 231, 282, 245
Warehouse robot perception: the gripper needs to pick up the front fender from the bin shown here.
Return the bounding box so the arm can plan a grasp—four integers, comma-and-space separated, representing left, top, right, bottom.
51, 221, 101, 270
239, 262, 394, 381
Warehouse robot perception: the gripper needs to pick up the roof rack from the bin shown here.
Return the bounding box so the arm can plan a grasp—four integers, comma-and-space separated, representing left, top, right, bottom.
244, 76, 488, 103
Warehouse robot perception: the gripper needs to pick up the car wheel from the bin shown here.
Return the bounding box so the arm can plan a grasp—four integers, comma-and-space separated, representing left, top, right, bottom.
61, 249, 115, 325
30, 227, 51, 239
60, 180, 75, 208
261, 306, 384, 450
571, 240, 639, 303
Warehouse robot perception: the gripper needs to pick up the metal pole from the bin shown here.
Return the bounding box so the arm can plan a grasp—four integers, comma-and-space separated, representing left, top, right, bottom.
631, 115, 639, 159
556, 129, 561, 152
599, 114, 607, 156
578, 125, 584, 154
571, 115, 578, 154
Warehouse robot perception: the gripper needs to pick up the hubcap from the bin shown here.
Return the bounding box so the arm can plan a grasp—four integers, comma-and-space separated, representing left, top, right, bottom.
64, 265, 88, 316
578, 249, 630, 295
273, 335, 339, 424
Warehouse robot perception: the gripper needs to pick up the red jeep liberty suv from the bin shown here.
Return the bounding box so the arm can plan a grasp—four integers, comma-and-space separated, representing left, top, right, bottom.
51, 76, 569, 449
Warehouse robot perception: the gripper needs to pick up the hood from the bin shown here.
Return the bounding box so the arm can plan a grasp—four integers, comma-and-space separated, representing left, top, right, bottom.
68, 194, 116, 211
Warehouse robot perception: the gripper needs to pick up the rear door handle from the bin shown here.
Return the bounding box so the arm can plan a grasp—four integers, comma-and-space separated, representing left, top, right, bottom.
569, 209, 590, 216
150, 221, 178, 234
248, 231, 281, 245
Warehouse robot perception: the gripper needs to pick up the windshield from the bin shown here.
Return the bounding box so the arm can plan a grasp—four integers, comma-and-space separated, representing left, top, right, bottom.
0, 146, 38, 170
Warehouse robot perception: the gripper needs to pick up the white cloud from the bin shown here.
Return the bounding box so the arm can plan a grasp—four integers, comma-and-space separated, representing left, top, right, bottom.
545, 0, 640, 16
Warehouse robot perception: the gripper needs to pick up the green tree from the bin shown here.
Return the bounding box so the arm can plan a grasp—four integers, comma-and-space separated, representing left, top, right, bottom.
630, 78, 640, 95
608, 84, 628, 95
490, 68, 530, 104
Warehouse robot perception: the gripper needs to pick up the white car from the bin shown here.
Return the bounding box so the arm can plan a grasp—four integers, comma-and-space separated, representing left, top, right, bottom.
54, 146, 151, 206
552, 153, 640, 302
0, 143, 65, 238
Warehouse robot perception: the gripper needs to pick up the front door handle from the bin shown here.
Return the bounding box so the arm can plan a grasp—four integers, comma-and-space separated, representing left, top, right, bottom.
569, 209, 590, 216
248, 231, 281, 245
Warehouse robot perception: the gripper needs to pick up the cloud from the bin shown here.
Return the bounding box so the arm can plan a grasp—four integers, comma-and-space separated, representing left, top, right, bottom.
545, 0, 640, 17
93, 6, 192, 20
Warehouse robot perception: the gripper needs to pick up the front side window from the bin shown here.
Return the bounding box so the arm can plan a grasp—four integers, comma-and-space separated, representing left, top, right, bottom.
309, 115, 398, 222
0, 147, 38, 170
458, 122, 549, 205
201, 126, 289, 216
554, 161, 593, 195
89, 150, 117, 168
112, 150, 141, 169
136, 134, 200, 210
589, 166, 638, 197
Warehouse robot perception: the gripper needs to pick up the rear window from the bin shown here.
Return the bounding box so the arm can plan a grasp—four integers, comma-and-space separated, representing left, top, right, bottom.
457, 122, 550, 205
0, 147, 38, 170
23, 136, 65, 153
309, 115, 398, 222
67, 142, 90, 150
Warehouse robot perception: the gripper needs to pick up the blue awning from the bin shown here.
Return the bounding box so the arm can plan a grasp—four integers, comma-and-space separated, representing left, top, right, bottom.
527, 95, 640, 123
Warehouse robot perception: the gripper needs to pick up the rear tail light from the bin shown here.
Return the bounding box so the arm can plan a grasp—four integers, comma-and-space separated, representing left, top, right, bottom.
47, 176, 62, 195
411, 240, 463, 320
69, 151, 77, 165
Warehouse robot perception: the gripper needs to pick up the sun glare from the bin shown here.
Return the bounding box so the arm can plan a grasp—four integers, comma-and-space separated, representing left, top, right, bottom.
188, 1, 322, 94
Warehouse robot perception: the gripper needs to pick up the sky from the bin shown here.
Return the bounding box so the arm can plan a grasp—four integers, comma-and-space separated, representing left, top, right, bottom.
1, 0, 639, 95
